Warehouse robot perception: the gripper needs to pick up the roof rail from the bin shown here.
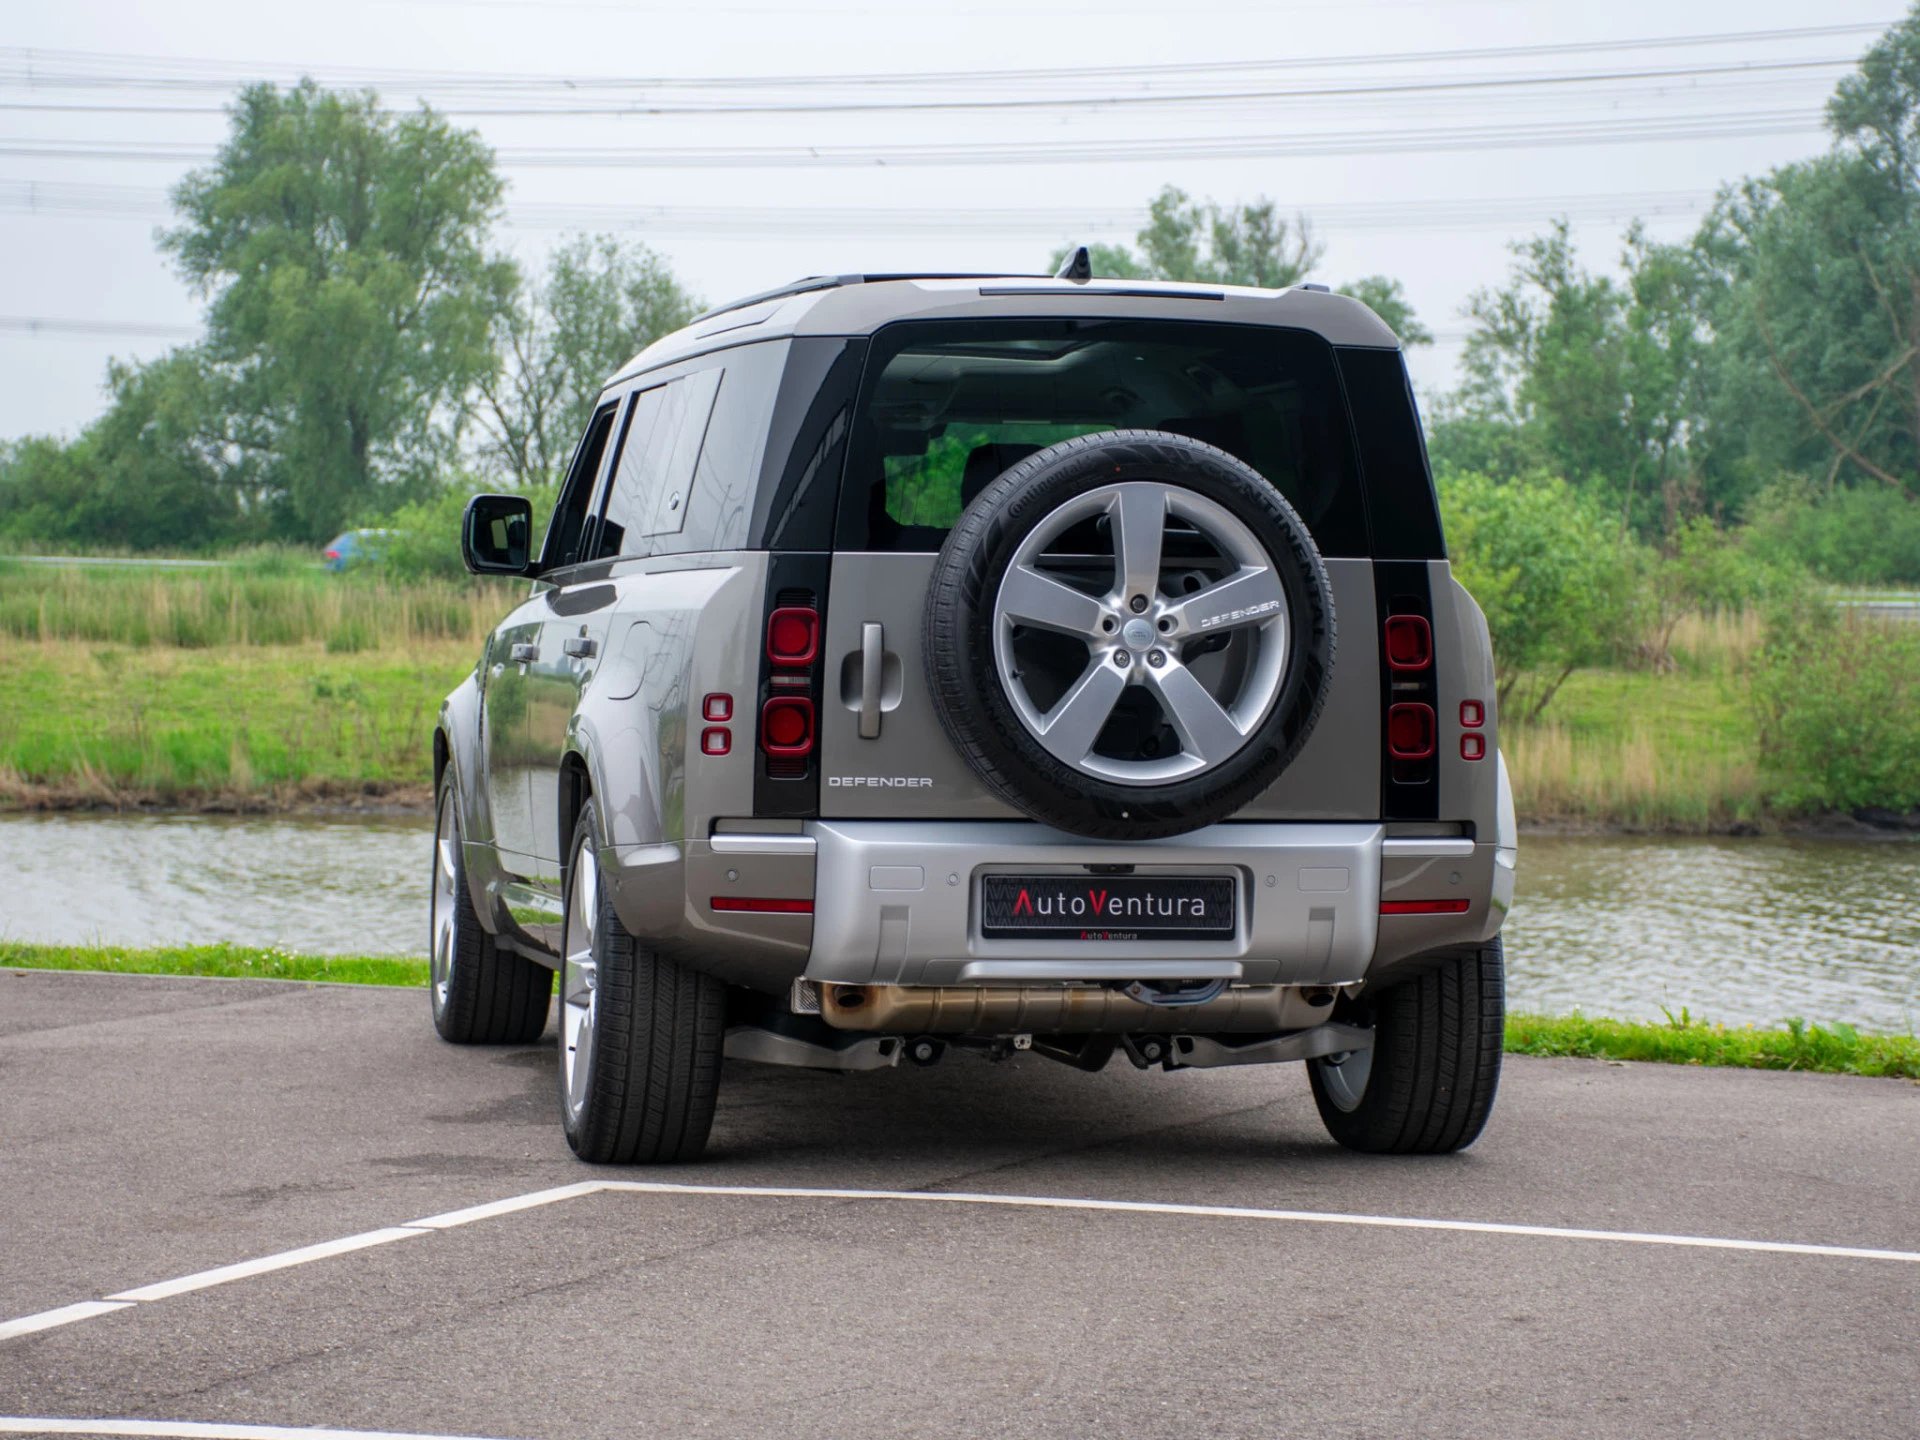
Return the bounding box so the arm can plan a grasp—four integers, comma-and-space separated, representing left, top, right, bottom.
690, 271, 1053, 325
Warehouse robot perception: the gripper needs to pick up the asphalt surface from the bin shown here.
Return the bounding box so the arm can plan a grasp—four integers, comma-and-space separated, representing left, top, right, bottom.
1, 969, 1916, 1439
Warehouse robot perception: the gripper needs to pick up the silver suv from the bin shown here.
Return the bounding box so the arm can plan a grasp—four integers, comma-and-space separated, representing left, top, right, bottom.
431, 264, 1517, 1164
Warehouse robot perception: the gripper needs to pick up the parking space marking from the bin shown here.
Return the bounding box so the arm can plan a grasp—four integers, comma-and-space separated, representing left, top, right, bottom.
599, 1181, 1920, 1264
0, 1302, 134, 1343
106, 1228, 430, 1304
7, 1178, 1917, 1348
0, 1420, 519, 1440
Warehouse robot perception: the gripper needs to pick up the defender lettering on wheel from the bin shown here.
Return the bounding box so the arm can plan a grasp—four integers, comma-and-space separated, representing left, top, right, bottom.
430, 256, 1517, 1163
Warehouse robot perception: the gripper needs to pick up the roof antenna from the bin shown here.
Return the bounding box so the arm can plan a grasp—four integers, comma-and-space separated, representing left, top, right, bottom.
1054, 244, 1093, 284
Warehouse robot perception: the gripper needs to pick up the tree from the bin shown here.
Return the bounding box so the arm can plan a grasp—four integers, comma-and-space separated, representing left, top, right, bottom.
469, 235, 702, 489
163, 81, 517, 538
1440, 221, 1709, 535
1050, 185, 1428, 341
0, 352, 244, 551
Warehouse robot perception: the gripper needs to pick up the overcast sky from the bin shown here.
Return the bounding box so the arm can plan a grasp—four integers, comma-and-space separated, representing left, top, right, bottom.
0, 0, 1908, 442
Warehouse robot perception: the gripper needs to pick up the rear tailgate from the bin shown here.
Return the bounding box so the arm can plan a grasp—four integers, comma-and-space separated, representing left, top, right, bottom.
816, 551, 1381, 822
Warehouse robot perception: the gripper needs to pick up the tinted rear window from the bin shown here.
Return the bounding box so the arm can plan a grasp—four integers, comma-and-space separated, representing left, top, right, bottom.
835, 318, 1370, 555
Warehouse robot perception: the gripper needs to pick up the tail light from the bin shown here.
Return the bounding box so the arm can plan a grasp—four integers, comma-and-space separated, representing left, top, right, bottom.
757, 583, 825, 791
1384, 615, 1432, 671
1387, 703, 1435, 760
766, 607, 820, 665
324, 549, 340, 562
760, 696, 815, 757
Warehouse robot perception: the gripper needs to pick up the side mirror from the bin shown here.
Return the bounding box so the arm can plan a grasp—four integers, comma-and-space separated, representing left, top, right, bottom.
461, 494, 534, 576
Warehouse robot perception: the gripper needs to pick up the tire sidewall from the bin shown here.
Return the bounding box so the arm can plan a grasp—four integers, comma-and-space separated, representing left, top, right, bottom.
557, 801, 604, 1151
926, 430, 1335, 838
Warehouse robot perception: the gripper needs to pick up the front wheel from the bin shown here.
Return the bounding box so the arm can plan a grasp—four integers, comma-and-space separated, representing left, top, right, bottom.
558, 798, 725, 1164
1308, 939, 1505, 1155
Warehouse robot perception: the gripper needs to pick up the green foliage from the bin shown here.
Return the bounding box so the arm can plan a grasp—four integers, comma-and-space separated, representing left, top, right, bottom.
1506, 1010, 1920, 1078
1750, 599, 1920, 812
163, 81, 517, 537
354, 479, 560, 582
1051, 185, 1427, 342
1745, 480, 1920, 585
0, 354, 248, 551
1447, 222, 1707, 533
470, 235, 701, 489
1437, 470, 1641, 717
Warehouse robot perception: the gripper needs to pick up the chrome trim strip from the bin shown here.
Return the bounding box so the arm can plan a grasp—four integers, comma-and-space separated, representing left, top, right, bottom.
1381, 838, 1476, 859
709, 834, 819, 856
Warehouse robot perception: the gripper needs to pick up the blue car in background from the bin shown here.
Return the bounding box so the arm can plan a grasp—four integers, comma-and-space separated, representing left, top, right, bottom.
322, 528, 396, 573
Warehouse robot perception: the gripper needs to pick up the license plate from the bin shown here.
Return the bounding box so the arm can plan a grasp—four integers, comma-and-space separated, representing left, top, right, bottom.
980, 874, 1236, 941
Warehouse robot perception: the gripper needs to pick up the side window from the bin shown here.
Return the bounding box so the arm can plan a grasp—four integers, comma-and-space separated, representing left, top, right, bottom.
539, 402, 619, 572
594, 367, 724, 559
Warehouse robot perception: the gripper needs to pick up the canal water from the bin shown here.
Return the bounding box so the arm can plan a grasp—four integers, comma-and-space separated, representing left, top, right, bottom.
1, 814, 1914, 1032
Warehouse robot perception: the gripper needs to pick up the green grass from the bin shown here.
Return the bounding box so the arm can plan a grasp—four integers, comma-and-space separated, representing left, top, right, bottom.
0, 942, 429, 987
1508, 1011, 1920, 1080
0, 638, 471, 803
4, 943, 1915, 1080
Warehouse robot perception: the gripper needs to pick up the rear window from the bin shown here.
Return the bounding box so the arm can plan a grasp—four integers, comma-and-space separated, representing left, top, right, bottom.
836, 318, 1371, 555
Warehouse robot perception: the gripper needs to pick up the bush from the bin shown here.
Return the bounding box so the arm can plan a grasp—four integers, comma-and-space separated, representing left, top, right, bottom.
361, 479, 561, 582
1751, 597, 1920, 812
1746, 481, 1920, 587
1438, 470, 1643, 718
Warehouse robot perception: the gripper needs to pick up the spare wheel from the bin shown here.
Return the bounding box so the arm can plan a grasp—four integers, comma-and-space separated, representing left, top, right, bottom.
923, 429, 1336, 840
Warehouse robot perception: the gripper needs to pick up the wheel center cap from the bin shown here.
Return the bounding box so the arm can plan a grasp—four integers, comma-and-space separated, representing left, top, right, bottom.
1121, 617, 1156, 651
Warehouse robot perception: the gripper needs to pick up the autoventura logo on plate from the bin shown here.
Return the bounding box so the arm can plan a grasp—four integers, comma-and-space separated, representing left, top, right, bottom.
981, 874, 1235, 940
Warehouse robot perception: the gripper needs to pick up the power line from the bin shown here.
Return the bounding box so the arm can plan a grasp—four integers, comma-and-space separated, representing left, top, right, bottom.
0, 106, 1826, 169
0, 178, 1720, 234
0, 22, 1886, 95
0, 316, 196, 339
0, 56, 1860, 118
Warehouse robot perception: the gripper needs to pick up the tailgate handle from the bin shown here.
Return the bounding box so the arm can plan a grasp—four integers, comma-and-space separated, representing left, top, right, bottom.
858, 623, 884, 739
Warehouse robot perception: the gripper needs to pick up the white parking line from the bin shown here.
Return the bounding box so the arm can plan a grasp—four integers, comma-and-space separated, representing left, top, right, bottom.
0, 1302, 134, 1343
0, 1420, 518, 1440
106, 1229, 431, 1304
6, 1179, 1917, 1348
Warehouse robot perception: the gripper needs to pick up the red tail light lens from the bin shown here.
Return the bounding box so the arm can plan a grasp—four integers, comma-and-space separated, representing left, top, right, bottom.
760, 696, 815, 756
1381, 898, 1470, 915
1384, 615, 1432, 671
711, 896, 813, 914
1387, 702, 1435, 760
766, 607, 820, 666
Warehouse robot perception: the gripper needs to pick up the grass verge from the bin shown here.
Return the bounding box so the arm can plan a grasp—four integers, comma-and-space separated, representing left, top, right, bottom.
0, 942, 429, 988
4, 943, 1915, 1080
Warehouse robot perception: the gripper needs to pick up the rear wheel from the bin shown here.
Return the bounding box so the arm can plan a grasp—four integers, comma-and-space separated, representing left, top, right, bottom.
1308, 940, 1505, 1154
429, 774, 551, 1045
558, 798, 725, 1164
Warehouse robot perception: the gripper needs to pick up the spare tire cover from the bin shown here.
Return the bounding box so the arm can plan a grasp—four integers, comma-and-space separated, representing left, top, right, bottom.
923, 429, 1336, 840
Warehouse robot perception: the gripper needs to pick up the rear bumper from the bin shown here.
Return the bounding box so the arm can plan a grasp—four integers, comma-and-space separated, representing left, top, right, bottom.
804, 820, 1386, 988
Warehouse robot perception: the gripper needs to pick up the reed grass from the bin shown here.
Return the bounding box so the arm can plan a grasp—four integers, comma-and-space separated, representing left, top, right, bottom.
0, 559, 508, 650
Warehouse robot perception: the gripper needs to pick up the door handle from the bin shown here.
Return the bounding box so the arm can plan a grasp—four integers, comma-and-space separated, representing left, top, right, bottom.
563, 637, 597, 659
858, 623, 883, 739
509, 642, 538, 664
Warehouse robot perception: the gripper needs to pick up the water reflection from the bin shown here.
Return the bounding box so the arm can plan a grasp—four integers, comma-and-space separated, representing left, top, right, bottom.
0, 815, 1914, 1031
1506, 835, 1919, 1031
